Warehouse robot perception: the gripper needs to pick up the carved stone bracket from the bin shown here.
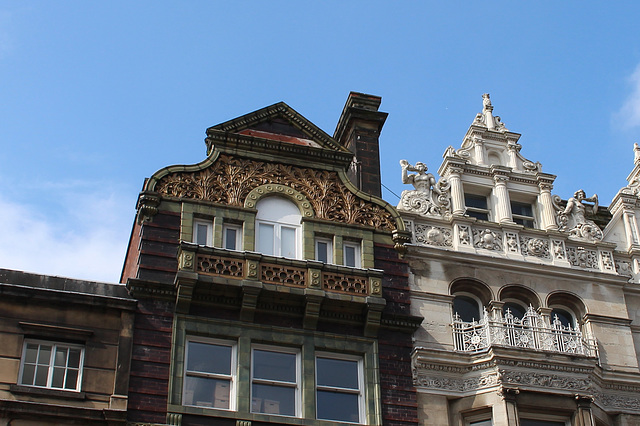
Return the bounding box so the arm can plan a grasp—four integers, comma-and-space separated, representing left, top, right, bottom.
136, 192, 160, 224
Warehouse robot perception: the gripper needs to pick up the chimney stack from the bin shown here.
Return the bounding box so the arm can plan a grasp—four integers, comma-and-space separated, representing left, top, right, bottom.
334, 92, 388, 198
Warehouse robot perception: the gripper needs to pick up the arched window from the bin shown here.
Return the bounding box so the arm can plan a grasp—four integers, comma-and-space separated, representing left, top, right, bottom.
550, 308, 575, 329
255, 197, 302, 259
502, 301, 527, 320
453, 294, 482, 322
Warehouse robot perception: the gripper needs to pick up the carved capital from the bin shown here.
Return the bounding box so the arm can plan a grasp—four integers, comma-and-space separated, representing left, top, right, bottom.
493, 174, 509, 185
499, 387, 520, 402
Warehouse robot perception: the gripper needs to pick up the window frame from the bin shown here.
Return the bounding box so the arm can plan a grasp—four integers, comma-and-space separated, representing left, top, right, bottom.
315, 352, 365, 424
315, 237, 333, 264
464, 193, 490, 221
222, 223, 243, 251
193, 219, 213, 246
18, 339, 85, 392
342, 241, 361, 268
183, 337, 237, 411
250, 345, 301, 418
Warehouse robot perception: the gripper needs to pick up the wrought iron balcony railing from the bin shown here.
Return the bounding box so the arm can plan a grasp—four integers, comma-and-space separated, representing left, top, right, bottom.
452, 306, 597, 357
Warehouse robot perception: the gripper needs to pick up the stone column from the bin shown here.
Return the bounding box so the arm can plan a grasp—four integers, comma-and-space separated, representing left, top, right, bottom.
623, 210, 640, 249
493, 174, 513, 223
538, 182, 559, 231
448, 166, 466, 215
575, 395, 595, 426
507, 143, 518, 170
474, 137, 486, 165
493, 388, 520, 426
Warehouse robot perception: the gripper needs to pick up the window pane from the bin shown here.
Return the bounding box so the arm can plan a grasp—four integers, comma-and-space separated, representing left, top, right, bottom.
52, 367, 65, 388
511, 202, 533, 216
68, 349, 81, 368
25, 344, 38, 363
196, 223, 209, 245
224, 228, 237, 250
253, 350, 296, 383
465, 194, 487, 209
252, 383, 295, 416
54, 347, 67, 367
467, 210, 489, 221
317, 390, 359, 422
317, 357, 358, 389
470, 421, 493, 426
37, 345, 52, 364
258, 223, 274, 255
281, 227, 296, 258
454, 296, 481, 322
316, 241, 328, 263
21, 364, 35, 385
65, 369, 78, 390
183, 376, 230, 409
35, 365, 49, 386
187, 342, 231, 375
344, 245, 356, 267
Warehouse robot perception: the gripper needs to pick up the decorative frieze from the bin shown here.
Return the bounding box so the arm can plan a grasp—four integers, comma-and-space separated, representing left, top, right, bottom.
155, 154, 396, 230
520, 236, 550, 259
473, 228, 503, 251
566, 246, 599, 270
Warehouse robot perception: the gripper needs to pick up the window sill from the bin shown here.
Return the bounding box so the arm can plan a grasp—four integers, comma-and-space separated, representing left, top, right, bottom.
168, 404, 366, 426
10, 384, 86, 400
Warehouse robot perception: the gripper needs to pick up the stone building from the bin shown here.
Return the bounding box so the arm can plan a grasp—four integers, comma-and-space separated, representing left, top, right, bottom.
400, 94, 640, 425
121, 92, 421, 426
0, 268, 136, 425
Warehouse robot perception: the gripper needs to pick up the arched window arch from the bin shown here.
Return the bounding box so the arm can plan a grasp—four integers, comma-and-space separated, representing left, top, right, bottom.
547, 291, 587, 330
255, 197, 302, 259
502, 299, 528, 320
450, 279, 493, 322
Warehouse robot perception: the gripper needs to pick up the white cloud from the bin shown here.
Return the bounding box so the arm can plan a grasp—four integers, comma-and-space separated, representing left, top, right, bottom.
615, 63, 640, 129
0, 186, 134, 283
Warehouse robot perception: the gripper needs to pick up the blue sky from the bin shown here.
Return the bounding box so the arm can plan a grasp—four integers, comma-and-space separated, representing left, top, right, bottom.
2, 1, 640, 282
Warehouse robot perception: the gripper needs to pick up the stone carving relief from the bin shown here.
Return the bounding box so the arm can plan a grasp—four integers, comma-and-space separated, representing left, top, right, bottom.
552, 240, 566, 261
473, 228, 502, 250
600, 251, 615, 272
398, 160, 451, 216
414, 224, 453, 247
154, 154, 395, 231
615, 259, 633, 277
566, 246, 599, 269
458, 225, 472, 246
554, 190, 603, 241
521, 236, 550, 259
505, 232, 520, 254
500, 370, 592, 392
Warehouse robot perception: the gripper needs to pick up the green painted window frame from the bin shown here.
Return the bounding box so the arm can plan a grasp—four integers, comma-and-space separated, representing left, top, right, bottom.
168, 316, 382, 425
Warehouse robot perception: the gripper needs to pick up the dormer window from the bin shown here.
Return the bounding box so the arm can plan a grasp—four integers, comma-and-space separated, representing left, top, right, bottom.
511, 201, 535, 228
464, 194, 489, 221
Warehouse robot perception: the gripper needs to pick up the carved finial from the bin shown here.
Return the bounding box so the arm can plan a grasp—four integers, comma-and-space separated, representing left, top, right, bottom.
634, 143, 640, 165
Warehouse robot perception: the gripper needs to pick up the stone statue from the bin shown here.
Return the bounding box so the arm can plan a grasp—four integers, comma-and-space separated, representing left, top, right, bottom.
482, 93, 492, 112
398, 160, 451, 216
556, 189, 603, 241
634, 142, 640, 165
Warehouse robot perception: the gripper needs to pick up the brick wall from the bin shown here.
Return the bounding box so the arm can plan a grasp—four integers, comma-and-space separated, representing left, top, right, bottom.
375, 243, 419, 426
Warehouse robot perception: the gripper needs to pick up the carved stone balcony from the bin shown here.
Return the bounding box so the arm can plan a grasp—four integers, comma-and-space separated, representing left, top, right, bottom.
174, 242, 386, 336
452, 306, 598, 357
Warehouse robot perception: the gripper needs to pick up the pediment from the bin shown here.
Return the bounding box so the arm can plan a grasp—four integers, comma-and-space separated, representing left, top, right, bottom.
206, 102, 348, 153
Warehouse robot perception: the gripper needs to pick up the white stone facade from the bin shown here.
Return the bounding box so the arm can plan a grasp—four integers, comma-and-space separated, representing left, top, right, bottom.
402, 94, 640, 425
